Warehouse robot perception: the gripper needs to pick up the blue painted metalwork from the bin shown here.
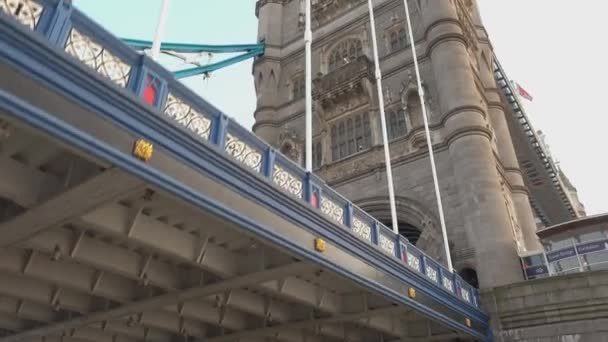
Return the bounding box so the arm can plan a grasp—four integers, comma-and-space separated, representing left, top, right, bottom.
123, 38, 265, 79
0, 0, 489, 338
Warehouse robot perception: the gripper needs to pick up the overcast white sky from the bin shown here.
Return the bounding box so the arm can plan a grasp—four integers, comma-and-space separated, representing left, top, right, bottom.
478, 1, 608, 215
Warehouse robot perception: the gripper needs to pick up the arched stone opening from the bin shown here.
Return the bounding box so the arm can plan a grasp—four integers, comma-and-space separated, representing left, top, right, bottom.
459, 267, 479, 289
379, 220, 422, 245
356, 196, 446, 262
405, 91, 423, 129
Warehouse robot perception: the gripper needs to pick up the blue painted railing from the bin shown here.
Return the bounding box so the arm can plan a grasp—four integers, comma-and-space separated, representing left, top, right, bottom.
2, 0, 479, 308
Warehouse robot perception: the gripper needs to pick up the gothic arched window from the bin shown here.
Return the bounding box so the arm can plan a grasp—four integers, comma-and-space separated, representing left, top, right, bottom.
331, 113, 372, 161
390, 31, 399, 52
328, 39, 363, 72
313, 141, 322, 169
406, 91, 423, 128
388, 109, 407, 140
389, 28, 409, 53
331, 126, 338, 161
292, 76, 305, 100
399, 28, 408, 48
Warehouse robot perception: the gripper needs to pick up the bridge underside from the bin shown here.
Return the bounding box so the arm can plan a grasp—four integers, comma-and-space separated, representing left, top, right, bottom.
0, 110, 465, 342
0, 6, 487, 340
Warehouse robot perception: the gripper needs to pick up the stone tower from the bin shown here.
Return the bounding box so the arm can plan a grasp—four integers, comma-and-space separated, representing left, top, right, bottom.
253, 0, 551, 288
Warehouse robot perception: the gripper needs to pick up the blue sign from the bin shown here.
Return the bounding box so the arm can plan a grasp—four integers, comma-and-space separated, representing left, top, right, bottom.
546, 247, 576, 262
545, 239, 608, 263
577, 239, 608, 254
525, 265, 549, 277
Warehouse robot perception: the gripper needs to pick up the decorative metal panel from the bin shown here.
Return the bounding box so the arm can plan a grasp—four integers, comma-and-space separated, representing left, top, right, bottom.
64, 29, 131, 87
0, 0, 43, 30
406, 252, 420, 272
426, 265, 438, 283
273, 165, 303, 198
320, 196, 344, 224
352, 217, 372, 242
442, 276, 454, 292
225, 134, 262, 173
164, 93, 212, 140
378, 234, 395, 256
461, 288, 471, 303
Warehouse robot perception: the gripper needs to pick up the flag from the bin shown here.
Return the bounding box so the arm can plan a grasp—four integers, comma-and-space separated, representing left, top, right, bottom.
516, 83, 533, 102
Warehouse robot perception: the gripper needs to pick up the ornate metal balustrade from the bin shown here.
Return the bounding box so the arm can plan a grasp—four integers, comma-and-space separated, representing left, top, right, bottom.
0, 0, 480, 309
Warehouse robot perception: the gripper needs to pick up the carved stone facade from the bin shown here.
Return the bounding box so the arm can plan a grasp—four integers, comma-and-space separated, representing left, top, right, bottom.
253, 0, 575, 289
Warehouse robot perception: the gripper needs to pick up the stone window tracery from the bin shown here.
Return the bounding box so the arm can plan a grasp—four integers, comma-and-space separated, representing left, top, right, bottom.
331, 113, 371, 161
404, 91, 423, 128
389, 28, 408, 52
328, 39, 363, 72
387, 109, 407, 140
312, 140, 322, 169
292, 75, 305, 100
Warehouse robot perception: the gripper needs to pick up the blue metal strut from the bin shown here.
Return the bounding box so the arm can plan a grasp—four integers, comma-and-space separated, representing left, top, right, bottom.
123, 38, 265, 79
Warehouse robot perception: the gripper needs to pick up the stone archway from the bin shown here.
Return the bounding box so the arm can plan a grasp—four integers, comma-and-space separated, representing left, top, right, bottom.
356, 196, 447, 263
459, 267, 479, 289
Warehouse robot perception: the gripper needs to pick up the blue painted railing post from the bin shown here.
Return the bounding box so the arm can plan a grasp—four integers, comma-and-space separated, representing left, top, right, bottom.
304, 172, 313, 204
345, 203, 353, 229
264, 148, 276, 179
420, 255, 427, 277
44, 0, 73, 45
473, 288, 480, 308
214, 114, 229, 148
484, 327, 494, 342
371, 221, 379, 245
395, 236, 401, 259
400, 241, 408, 263
439, 268, 446, 290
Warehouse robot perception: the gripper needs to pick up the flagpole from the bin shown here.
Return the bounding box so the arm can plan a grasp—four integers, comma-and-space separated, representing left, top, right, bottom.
367, 0, 399, 234
151, 0, 171, 61
402, 0, 453, 271
304, 0, 313, 172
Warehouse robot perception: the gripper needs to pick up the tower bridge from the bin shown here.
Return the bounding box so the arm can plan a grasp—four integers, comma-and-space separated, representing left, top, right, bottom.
0, 1, 488, 341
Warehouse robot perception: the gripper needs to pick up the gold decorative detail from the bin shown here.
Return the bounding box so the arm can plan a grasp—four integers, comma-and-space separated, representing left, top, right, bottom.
225, 134, 262, 172
0, 0, 43, 30
314, 238, 326, 253
64, 29, 131, 87
133, 139, 153, 162
273, 165, 303, 198
352, 217, 372, 242
164, 93, 212, 140
320, 196, 344, 224
408, 287, 416, 299
378, 234, 395, 256
465, 318, 472, 328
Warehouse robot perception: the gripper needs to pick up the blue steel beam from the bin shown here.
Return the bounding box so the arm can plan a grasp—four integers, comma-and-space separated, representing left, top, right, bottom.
123, 38, 264, 54
122, 38, 264, 79
173, 48, 263, 79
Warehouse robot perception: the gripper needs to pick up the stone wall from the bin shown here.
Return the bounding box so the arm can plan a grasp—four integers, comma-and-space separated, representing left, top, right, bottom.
482, 271, 608, 341
254, 0, 538, 288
